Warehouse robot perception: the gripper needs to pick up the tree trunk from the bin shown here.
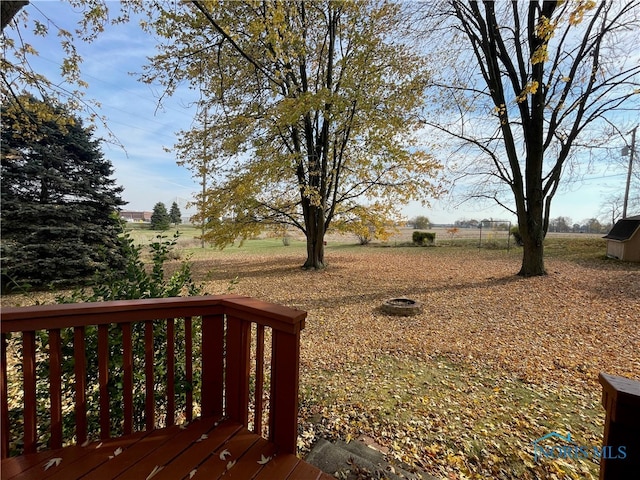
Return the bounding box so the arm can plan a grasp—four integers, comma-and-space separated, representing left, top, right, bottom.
518, 233, 546, 277
517, 209, 547, 277
303, 229, 325, 269
302, 202, 326, 270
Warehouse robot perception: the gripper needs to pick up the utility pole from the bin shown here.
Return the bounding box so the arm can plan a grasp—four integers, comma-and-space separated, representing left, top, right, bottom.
622, 126, 637, 219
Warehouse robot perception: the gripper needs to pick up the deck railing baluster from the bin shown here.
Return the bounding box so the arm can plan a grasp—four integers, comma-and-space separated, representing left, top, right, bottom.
122, 322, 133, 435
98, 324, 110, 439
73, 326, 87, 446
254, 324, 265, 436
48, 328, 63, 449
201, 314, 224, 418
144, 320, 154, 430
1, 334, 8, 458
22, 330, 37, 454
167, 318, 175, 427
185, 316, 193, 422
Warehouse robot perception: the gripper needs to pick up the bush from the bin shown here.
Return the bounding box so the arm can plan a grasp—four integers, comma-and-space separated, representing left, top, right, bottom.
48, 229, 204, 438
412, 231, 436, 246
59, 229, 201, 302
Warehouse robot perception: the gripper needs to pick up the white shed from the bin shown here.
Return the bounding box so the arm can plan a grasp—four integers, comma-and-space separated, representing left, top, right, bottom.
603, 215, 640, 262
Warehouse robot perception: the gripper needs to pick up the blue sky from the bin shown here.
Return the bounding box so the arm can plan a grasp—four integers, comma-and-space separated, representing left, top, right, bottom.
6, 1, 637, 225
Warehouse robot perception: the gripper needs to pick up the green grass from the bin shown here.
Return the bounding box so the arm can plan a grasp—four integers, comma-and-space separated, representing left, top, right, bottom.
125, 225, 308, 257
126, 224, 612, 266
542, 237, 607, 261
123, 226, 629, 276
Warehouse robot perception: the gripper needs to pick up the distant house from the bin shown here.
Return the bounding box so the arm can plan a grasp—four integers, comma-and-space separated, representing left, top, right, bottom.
603, 215, 640, 262
120, 211, 152, 222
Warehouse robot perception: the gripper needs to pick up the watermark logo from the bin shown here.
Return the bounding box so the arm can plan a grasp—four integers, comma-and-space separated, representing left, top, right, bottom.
532, 431, 626, 462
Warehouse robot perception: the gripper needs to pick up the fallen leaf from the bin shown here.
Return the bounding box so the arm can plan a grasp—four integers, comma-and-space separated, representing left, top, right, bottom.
44, 458, 62, 471
145, 465, 164, 480
108, 446, 123, 460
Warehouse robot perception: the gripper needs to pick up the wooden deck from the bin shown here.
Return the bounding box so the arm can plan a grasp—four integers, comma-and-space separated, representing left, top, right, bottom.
2, 416, 332, 480
1, 296, 333, 480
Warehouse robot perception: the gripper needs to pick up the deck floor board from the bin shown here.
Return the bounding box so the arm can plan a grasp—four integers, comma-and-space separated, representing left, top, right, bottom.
4, 432, 148, 480
1, 419, 333, 480
47, 431, 151, 480
151, 419, 243, 479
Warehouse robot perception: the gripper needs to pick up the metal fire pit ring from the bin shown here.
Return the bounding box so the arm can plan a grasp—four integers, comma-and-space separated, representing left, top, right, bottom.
381, 297, 423, 316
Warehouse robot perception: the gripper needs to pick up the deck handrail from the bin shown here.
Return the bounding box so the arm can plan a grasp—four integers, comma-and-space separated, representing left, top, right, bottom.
1, 295, 306, 459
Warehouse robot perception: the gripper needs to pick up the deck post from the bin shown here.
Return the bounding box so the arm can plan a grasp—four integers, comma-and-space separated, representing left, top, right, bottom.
599, 373, 640, 479
201, 314, 225, 418
225, 316, 251, 426
269, 329, 301, 455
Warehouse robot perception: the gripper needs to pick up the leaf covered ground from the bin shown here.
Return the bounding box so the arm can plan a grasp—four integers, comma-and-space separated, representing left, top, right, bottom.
198, 245, 639, 479
5, 242, 638, 479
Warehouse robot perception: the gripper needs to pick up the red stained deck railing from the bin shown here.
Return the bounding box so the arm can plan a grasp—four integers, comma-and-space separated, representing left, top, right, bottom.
0, 295, 306, 459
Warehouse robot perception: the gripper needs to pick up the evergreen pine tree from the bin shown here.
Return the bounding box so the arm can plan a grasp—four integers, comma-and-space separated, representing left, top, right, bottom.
150, 202, 170, 230
1, 95, 125, 289
169, 201, 182, 225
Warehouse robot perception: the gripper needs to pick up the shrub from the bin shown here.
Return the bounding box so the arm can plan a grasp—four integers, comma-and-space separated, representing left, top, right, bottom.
356, 225, 376, 245
59, 229, 201, 302
47, 229, 204, 439
446, 227, 459, 239
412, 231, 436, 246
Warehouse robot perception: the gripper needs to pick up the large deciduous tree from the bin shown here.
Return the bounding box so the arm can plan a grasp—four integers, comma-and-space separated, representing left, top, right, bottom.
139, 0, 441, 269
420, 0, 640, 276
1, 95, 125, 289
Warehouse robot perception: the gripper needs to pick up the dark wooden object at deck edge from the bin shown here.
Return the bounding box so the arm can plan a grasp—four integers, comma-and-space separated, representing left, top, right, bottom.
599, 372, 640, 480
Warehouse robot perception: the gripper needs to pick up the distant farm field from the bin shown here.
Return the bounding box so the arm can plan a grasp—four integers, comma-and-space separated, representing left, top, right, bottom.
3, 228, 638, 479
124, 224, 605, 253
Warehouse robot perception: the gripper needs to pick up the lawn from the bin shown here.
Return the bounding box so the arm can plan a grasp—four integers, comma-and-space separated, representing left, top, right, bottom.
4, 232, 639, 479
